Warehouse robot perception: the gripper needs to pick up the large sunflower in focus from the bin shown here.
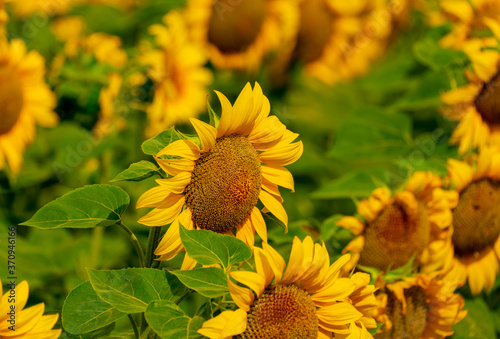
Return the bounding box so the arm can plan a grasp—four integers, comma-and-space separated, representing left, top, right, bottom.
0, 280, 61, 338
445, 147, 500, 294
185, 0, 299, 71
372, 272, 466, 339
140, 11, 212, 137
199, 236, 378, 338
0, 37, 58, 173
137, 82, 303, 269
441, 35, 500, 154
337, 172, 458, 274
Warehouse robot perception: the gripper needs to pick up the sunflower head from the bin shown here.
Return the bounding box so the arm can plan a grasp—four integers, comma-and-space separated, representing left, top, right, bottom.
0, 61, 23, 135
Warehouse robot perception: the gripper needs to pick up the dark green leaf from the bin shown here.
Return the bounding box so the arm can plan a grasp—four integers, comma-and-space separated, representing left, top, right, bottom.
453, 298, 495, 339
145, 300, 204, 339
62, 281, 126, 335
179, 226, 251, 269
20, 185, 129, 229
87, 268, 187, 313
110, 161, 159, 182
170, 267, 229, 298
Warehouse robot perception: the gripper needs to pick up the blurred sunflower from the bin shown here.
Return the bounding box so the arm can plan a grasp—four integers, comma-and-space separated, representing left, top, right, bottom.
140, 11, 212, 137
337, 172, 458, 273
372, 272, 466, 339
185, 0, 299, 71
198, 236, 378, 338
93, 73, 124, 136
0, 0, 8, 27
8, 0, 71, 17
441, 35, 500, 154
137, 82, 303, 269
0, 36, 58, 173
292, 0, 394, 84
0, 280, 61, 338
445, 147, 500, 294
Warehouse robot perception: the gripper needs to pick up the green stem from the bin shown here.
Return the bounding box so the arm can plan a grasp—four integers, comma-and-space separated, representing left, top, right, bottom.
117, 221, 146, 268
128, 314, 140, 339
145, 227, 162, 267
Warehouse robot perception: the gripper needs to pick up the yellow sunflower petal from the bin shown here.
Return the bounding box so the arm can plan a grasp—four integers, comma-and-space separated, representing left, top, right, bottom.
236, 219, 255, 248
317, 302, 363, 329
311, 278, 356, 305
136, 185, 170, 209
215, 90, 234, 138
248, 115, 287, 145
447, 158, 473, 192
259, 190, 288, 229
336, 216, 365, 236
254, 247, 275, 287
230, 271, 266, 297
138, 195, 185, 226
228, 279, 254, 312
156, 172, 192, 194
198, 309, 247, 339
155, 157, 195, 176
259, 140, 304, 166
261, 241, 286, 284
282, 236, 305, 284
261, 164, 295, 192
156, 139, 200, 160
181, 252, 197, 270
484, 17, 500, 41
190, 117, 217, 152
441, 83, 480, 105
0, 303, 44, 334
250, 207, 267, 242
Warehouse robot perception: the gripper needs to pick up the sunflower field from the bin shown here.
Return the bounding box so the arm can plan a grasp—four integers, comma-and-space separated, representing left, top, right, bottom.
2, 0, 500, 338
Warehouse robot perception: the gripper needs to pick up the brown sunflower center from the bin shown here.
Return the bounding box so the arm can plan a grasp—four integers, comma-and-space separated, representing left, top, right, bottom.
208, 0, 266, 54
475, 72, 500, 126
359, 194, 430, 271
294, 0, 334, 63
235, 284, 318, 339
452, 179, 500, 257
184, 134, 261, 233
0, 63, 24, 135
375, 287, 427, 339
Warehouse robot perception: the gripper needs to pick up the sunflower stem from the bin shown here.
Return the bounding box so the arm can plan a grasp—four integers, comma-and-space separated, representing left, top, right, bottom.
128, 314, 140, 339
117, 221, 146, 268
145, 226, 162, 267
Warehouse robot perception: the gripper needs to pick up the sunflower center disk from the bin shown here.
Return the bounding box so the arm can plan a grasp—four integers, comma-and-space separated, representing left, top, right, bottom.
452, 179, 500, 257
294, 0, 334, 63
0, 64, 24, 135
475, 72, 500, 126
359, 195, 430, 271
208, 0, 266, 53
375, 287, 427, 339
236, 284, 318, 339
185, 134, 261, 233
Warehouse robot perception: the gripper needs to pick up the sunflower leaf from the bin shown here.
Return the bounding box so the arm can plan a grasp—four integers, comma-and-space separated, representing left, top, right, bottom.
87, 268, 187, 314
145, 300, 204, 339
110, 160, 160, 182
179, 226, 251, 269
62, 281, 126, 335
207, 100, 220, 127
20, 185, 129, 229
453, 298, 495, 339
170, 267, 229, 298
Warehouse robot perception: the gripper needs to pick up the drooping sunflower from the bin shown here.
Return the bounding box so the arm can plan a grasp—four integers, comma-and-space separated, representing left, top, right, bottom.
372, 272, 467, 339
0, 36, 58, 173
198, 236, 378, 338
0, 280, 61, 338
140, 11, 213, 137
185, 0, 300, 71
440, 35, 500, 154
445, 147, 500, 294
137, 82, 303, 269
292, 0, 396, 84
337, 172, 458, 274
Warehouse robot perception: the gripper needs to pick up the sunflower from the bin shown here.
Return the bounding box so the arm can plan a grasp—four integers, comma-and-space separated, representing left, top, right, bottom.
93, 73, 125, 137
0, 0, 8, 27
7, 0, 71, 17
198, 236, 378, 338
0, 280, 61, 338
372, 272, 466, 339
140, 11, 212, 137
185, 0, 299, 71
137, 82, 303, 269
440, 36, 500, 154
337, 172, 458, 274
0, 36, 58, 173
291, 0, 398, 84
445, 147, 500, 294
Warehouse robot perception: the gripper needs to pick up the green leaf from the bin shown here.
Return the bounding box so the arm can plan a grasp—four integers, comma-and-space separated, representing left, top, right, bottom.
141, 127, 199, 156
312, 168, 388, 199
207, 100, 220, 127
20, 185, 129, 229
62, 281, 126, 335
61, 323, 116, 339
179, 226, 251, 270
328, 108, 412, 165
145, 300, 204, 339
170, 267, 229, 298
453, 298, 495, 339
110, 161, 159, 182
87, 268, 187, 314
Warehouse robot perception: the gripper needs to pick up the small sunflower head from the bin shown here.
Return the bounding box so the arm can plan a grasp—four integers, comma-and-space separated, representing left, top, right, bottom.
237, 284, 318, 339
474, 71, 500, 127
0, 62, 23, 134
185, 134, 262, 233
